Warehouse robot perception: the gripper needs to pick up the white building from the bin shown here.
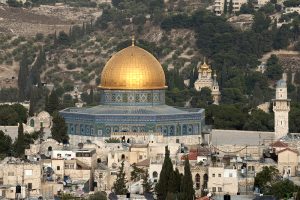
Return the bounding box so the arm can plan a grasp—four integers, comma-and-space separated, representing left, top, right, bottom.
285, 7, 300, 14
194, 61, 221, 105
272, 76, 290, 139
213, 0, 247, 15
213, 0, 270, 15
207, 166, 238, 195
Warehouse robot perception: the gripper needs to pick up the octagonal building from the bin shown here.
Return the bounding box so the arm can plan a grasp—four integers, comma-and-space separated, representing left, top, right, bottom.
60, 42, 208, 145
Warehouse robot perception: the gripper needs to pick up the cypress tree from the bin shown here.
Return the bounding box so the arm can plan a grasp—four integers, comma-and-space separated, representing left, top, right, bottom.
15, 122, 25, 157
51, 112, 69, 143
29, 86, 39, 117
46, 90, 60, 115
180, 156, 195, 200
89, 87, 94, 105
155, 146, 174, 200
113, 161, 128, 195
142, 169, 151, 194
18, 52, 30, 101
228, 0, 233, 14
224, 0, 228, 14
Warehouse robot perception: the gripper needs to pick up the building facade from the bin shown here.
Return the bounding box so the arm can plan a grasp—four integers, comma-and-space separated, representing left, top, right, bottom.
194, 61, 221, 105
60, 43, 208, 145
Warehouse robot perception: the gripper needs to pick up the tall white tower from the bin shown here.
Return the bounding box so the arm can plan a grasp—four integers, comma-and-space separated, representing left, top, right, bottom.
211, 72, 221, 105
272, 77, 290, 139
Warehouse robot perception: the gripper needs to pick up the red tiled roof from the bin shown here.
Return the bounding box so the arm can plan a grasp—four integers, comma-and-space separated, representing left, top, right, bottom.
197, 197, 210, 200
271, 141, 288, 148
181, 152, 198, 160
277, 148, 298, 155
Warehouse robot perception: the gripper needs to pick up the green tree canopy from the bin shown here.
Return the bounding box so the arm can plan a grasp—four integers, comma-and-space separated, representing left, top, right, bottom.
265, 55, 283, 81
113, 161, 128, 195
155, 146, 174, 200
51, 112, 69, 143
180, 157, 195, 200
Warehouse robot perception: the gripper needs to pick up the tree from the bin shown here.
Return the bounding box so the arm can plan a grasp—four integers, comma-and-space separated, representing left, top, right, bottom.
56, 31, 70, 46
254, 166, 280, 193
265, 55, 283, 81
46, 90, 60, 115
155, 146, 174, 200
228, 0, 233, 14
131, 163, 145, 181
239, 0, 255, 14
142, 169, 152, 194
296, 187, 300, 200
270, 179, 297, 199
11, 104, 27, 123
88, 191, 107, 200
0, 130, 12, 158
167, 168, 182, 197
51, 112, 69, 143
62, 94, 75, 108
29, 86, 39, 117
224, 0, 228, 14
0, 105, 19, 125
252, 12, 271, 33
113, 161, 128, 195
15, 122, 25, 157
180, 156, 195, 200
18, 52, 30, 101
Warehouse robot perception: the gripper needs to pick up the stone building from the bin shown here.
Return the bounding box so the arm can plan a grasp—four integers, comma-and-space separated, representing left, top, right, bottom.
194, 61, 221, 105
27, 111, 52, 131
0, 160, 42, 199
207, 166, 238, 195
277, 148, 298, 177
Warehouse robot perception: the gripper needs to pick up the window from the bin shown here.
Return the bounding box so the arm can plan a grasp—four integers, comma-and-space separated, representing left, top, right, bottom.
212, 187, 216, 192
28, 183, 32, 190
218, 174, 221, 177
218, 187, 222, 192
57, 166, 60, 170
212, 173, 215, 177
139, 155, 143, 160
229, 173, 233, 177
8, 172, 14, 176
24, 170, 32, 176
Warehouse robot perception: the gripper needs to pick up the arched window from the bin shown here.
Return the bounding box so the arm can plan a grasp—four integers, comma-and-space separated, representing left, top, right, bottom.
153, 171, 158, 178
121, 154, 125, 160
30, 119, 35, 127
48, 146, 52, 151
195, 174, 200, 190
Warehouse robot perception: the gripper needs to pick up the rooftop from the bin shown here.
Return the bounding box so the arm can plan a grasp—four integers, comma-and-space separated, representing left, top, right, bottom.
61, 105, 203, 116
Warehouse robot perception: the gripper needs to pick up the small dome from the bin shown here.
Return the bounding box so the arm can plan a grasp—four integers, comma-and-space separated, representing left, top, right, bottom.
276, 79, 287, 88
99, 45, 166, 90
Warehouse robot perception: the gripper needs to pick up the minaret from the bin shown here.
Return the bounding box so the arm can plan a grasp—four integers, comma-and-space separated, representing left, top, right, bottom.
211, 71, 221, 105
272, 75, 290, 139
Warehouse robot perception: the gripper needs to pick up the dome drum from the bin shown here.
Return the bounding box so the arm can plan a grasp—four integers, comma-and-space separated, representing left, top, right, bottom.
101, 89, 165, 106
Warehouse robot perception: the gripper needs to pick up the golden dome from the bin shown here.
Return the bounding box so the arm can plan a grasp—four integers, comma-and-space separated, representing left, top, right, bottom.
199, 61, 212, 72
99, 45, 167, 90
